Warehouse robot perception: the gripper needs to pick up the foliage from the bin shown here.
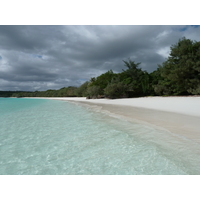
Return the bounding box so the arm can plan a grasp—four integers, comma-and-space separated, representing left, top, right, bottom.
141, 72, 150, 95
88, 70, 117, 94
2, 87, 78, 98
154, 37, 200, 95
121, 59, 147, 96
104, 77, 129, 99
122, 59, 142, 80
76, 81, 89, 97
86, 85, 101, 99
150, 68, 164, 95
0, 91, 24, 97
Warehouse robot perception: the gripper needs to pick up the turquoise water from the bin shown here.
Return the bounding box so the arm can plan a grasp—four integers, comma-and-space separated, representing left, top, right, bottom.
0, 98, 199, 175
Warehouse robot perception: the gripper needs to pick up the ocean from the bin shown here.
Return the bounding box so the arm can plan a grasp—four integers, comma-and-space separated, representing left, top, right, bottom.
0, 98, 199, 175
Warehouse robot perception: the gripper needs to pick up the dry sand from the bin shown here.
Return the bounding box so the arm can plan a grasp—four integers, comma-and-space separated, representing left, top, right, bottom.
44, 96, 200, 144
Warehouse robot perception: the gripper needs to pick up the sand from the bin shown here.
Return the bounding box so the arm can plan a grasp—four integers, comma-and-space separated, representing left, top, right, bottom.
44, 96, 200, 144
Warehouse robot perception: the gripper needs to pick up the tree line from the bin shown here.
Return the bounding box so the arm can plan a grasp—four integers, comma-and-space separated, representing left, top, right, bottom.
1, 37, 200, 98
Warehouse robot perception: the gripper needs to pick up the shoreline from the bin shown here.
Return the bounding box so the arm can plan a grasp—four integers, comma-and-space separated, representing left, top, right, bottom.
29, 96, 200, 117
22, 96, 200, 173
35, 96, 200, 145
21, 96, 200, 145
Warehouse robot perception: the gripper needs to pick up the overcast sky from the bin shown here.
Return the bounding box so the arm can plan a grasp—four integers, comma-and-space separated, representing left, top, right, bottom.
0, 25, 200, 91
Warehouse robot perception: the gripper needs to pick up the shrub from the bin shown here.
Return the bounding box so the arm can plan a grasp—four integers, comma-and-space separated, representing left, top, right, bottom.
104, 82, 128, 99
86, 86, 101, 99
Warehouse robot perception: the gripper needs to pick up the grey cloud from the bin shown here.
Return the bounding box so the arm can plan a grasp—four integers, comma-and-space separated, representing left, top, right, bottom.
0, 25, 200, 91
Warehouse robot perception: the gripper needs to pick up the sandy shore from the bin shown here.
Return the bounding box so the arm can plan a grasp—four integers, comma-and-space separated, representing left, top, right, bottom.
41, 96, 200, 144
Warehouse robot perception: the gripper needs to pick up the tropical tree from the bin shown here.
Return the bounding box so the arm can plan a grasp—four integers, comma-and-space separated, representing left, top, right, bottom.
154, 37, 200, 95
89, 70, 117, 94
122, 59, 146, 96
86, 85, 101, 99
76, 81, 89, 97
141, 72, 150, 95
104, 77, 129, 99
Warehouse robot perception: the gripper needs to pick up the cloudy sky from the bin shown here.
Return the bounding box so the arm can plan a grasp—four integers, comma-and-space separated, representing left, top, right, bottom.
0, 25, 200, 91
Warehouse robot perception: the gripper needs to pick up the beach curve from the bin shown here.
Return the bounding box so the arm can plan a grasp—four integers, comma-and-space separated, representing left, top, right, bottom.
41, 96, 200, 144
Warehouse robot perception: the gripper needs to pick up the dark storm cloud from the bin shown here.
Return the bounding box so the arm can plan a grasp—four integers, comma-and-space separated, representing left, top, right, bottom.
0, 25, 66, 52
0, 25, 200, 91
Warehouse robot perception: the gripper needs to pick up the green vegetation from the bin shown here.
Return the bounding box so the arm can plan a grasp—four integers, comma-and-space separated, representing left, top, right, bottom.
153, 37, 200, 95
1, 37, 200, 98
104, 78, 129, 99
2, 87, 78, 98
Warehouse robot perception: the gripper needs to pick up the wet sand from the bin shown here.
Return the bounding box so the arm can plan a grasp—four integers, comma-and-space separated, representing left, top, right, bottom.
45, 97, 200, 144
31, 97, 200, 144
26, 96, 200, 173
72, 101, 200, 144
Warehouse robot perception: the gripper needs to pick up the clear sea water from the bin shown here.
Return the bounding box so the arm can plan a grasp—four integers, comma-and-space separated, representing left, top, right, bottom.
0, 98, 199, 175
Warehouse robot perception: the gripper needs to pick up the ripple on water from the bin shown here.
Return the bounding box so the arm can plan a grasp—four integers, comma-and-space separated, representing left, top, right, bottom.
0, 98, 199, 175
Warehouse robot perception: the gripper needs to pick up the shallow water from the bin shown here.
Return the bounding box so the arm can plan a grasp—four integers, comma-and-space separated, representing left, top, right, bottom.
0, 98, 199, 174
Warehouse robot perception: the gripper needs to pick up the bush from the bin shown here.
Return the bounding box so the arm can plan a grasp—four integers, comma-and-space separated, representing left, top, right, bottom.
104, 82, 128, 99
76, 81, 89, 97
86, 86, 101, 99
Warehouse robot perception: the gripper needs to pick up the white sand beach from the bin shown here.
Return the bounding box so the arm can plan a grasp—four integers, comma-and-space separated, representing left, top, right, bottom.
48, 96, 200, 116
45, 96, 200, 144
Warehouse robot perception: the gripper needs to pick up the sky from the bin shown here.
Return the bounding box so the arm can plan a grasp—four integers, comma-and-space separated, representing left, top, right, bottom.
0, 25, 200, 91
